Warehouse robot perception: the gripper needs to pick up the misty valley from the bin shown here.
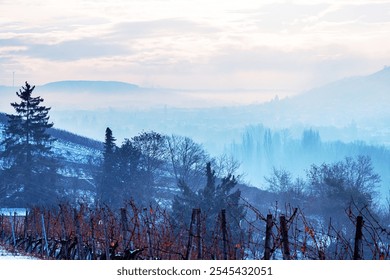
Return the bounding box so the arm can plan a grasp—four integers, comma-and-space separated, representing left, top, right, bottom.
0, 68, 390, 260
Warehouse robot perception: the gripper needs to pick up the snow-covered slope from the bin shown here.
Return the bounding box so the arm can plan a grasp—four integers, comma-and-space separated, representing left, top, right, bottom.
0, 115, 102, 203
0, 115, 102, 166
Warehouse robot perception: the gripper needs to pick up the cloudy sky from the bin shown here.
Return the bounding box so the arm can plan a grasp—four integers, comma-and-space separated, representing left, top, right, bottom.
1, 0, 390, 92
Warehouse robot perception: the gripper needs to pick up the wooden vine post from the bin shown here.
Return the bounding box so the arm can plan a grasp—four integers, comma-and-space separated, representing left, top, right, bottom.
144, 208, 153, 259
185, 208, 196, 260
280, 215, 291, 260
264, 214, 273, 260
221, 209, 229, 260
10, 211, 16, 248
196, 209, 202, 259
74, 208, 84, 260
89, 215, 97, 260
59, 206, 69, 259
0, 214, 4, 240
41, 213, 49, 258
185, 208, 202, 260
353, 215, 364, 260
120, 208, 129, 251
103, 209, 111, 260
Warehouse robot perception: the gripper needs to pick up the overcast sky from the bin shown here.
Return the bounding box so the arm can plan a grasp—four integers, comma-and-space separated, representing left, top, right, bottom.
1, 0, 390, 92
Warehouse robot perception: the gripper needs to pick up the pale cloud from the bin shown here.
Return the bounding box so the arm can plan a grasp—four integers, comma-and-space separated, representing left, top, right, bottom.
321, 2, 390, 23
112, 18, 221, 39
0, 0, 389, 92
26, 39, 129, 61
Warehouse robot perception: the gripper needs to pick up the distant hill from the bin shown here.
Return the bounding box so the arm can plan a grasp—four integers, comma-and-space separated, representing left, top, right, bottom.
258, 67, 390, 127
38, 80, 140, 94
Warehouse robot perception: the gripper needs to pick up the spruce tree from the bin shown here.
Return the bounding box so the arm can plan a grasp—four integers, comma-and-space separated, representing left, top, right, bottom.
98, 127, 120, 207
0, 82, 58, 206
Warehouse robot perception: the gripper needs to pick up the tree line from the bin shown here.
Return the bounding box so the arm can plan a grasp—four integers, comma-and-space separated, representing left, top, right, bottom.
0, 82, 245, 232
231, 124, 390, 190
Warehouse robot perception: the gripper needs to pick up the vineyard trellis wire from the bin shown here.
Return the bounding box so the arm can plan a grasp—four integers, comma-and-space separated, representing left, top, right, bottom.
0, 198, 389, 260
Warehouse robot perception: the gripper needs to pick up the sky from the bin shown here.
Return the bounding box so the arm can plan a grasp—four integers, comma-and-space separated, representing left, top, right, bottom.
1, 0, 390, 92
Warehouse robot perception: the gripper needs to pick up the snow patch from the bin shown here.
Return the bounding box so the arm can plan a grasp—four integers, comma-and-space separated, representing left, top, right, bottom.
0, 246, 38, 260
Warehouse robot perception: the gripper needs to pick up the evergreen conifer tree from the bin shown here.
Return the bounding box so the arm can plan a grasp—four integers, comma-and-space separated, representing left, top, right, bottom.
98, 127, 120, 207
172, 162, 245, 244
0, 82, 58, 206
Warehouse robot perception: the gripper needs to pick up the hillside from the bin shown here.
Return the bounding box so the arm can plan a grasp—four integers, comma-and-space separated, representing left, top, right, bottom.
0, 112, 102, 182
267, 66, 390, 127
0, 112, 103, 155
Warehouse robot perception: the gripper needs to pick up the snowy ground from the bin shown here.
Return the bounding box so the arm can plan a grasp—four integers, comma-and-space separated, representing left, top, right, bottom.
0, 246, 38, 260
